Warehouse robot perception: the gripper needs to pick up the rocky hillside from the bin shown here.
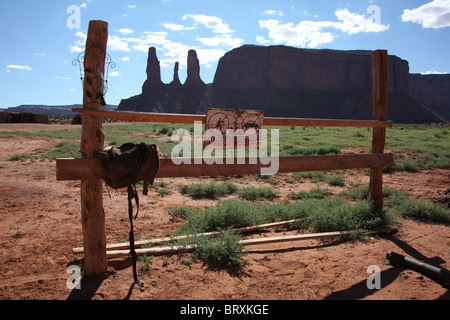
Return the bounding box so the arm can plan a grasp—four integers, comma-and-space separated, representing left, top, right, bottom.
118, 45, 449, 124
2, 104, 117, 115
409, 74, 450, 121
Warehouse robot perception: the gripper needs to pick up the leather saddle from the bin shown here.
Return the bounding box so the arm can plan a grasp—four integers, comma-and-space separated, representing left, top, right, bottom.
97, 142, 160, 287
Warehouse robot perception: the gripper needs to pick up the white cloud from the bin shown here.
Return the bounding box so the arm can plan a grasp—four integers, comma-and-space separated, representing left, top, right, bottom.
80, 0, 94, 9
196, 48, 227, 66
131, 31, 169, 52
261, 10, 283, 16
182, 14, 233, 34
132, 45, 151, 53
164, 23, 187, 31
421, 70, 450, 74
109, 71, 121, 77
128, 5, 136, 9
196, 36, 244, 48
70, 31, 87, 53
67, 15, 233, 72
258, 19, 335, 48
333, 8, 390, 34
258, 8, 389, 48
256, 36, 270, 44
118, 28, 134, 35
108, 35, 131, 52
7, 65, 32, 71
70, 45, 84, 53
142, 31, 169, 44
402, 0, 450, 29
56, 76, 72, 80
163, 22, 196, 31
303, 10, 319, 18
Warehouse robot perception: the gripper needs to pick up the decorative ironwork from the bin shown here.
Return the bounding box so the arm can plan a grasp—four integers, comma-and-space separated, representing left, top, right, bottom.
72, 51, 116, 96
102, 53, 116, 95
72, 52, 85, 91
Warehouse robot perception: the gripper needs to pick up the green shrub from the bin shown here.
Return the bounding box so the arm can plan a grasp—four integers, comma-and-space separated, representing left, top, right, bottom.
138, 255, 154, 271
390, 198, 450, 224
170, 194, 399, 268
158, 187, 171, 197
41, 141, 80, 160
284, 145, 340, 156
292, 171, 327, 182
340, 185, 449, 224
169, 205, 201, 220
288, 187, 332, 200
7, 153, 33, 161
191, 229, 247, 269
237, 187, 279, 201
396, 158, 419, 172
179, 182, 237, 199
158, 126, 169, 134
327, 175, 346, 186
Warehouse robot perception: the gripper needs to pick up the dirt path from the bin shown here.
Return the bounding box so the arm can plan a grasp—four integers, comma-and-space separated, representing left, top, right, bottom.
0, 124, 448, 300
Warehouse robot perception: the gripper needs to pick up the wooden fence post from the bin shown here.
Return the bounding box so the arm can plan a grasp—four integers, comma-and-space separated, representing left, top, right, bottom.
370, 50, 388, 213
80, 20, 108, 276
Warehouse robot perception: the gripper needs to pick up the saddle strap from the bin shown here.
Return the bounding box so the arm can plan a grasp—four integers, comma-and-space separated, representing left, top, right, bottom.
127, 184, 143, 287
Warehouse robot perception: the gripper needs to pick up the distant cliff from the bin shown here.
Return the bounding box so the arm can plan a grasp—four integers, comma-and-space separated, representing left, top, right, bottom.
409, 74, 450, 122
2, 104, 117, 115
118, 47, 209, 115
118, 45, 448, 124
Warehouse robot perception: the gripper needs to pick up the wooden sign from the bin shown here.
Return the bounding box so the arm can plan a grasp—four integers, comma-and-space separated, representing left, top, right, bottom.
235, 110, 264, 149
204, 108, 264, 150
204, 108, 236, 149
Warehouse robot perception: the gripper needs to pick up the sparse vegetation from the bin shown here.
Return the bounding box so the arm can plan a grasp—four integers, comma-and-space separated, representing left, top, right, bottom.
3, 123, 448, 171
190, 229, 246, 269
327, 174, 346, 186
138, 255, 154, 271
236, 186, 279, 201
7, 153, 33, 161
288, 187, 332, 200
7, 141, 80, 162
340, 185, 450, 224
2, 121, 449, 271
179, 182, 238, 199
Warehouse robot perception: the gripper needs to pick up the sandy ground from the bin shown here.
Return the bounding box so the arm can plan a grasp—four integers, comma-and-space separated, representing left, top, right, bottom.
0, 123, 449, 301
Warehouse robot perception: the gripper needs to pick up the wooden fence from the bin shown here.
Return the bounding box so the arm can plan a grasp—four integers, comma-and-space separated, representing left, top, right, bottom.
56, 20, 393, 276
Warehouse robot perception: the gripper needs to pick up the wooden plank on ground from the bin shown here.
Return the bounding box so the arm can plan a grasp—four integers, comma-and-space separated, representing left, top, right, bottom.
104, 227, 398, 258
57, 153, 395, 181
73, 220, 300, 254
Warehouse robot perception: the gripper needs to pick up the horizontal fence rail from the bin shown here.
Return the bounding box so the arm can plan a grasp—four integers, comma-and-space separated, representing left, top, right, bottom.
73, 108, 393, 128
56, 154, 395, 181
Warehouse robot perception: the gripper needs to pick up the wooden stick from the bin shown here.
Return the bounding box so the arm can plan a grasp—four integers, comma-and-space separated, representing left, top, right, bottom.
79, 20, 109, 276
104, 227, 398, 258
72, 108, 392, 128
57, 153, 395, 181
73, 220, 300, 254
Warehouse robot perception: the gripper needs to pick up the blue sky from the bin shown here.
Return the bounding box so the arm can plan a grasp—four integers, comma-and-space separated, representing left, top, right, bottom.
1, 0, 450, 107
